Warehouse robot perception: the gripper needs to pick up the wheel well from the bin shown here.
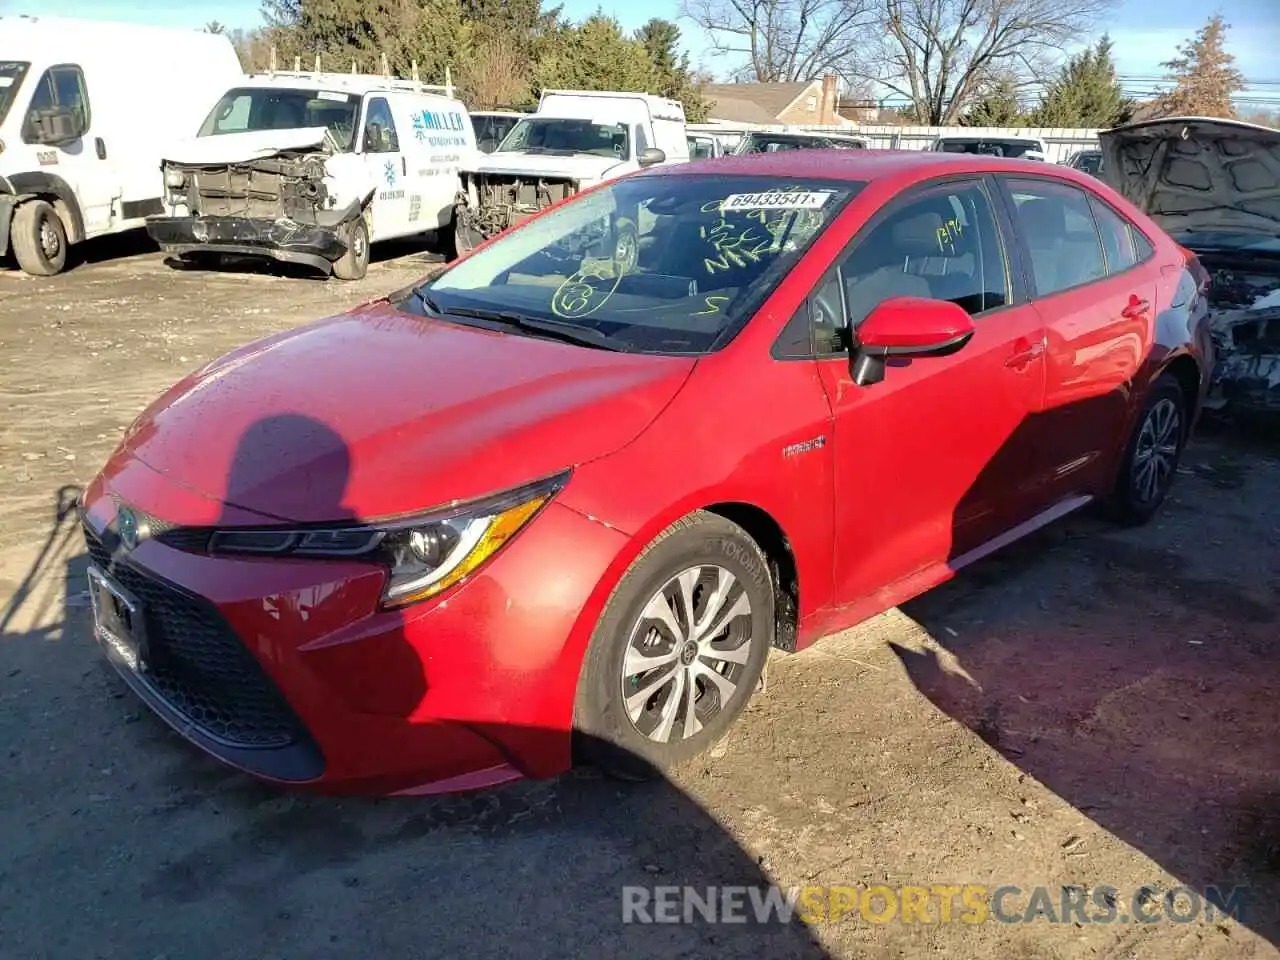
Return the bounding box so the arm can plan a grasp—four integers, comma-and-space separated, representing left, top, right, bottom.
1163, 354, 1202, 419
703, 502, 799, 652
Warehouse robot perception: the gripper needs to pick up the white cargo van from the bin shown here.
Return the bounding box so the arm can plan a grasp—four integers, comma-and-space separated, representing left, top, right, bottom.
147, 70, 477, 280
455, 89, 689, 255
0, 15, 244, 276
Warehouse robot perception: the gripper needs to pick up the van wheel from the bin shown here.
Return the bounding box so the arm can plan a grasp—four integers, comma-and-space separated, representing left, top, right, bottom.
12, 200, 68, 276
573, 511, 773, 780
1102, 372, 1188, 526
332, 215, 370, 281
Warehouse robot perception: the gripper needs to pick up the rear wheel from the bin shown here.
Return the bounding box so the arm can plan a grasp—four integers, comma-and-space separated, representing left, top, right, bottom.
573, 511, 773, 780
1103, 373, 1188, 525
332, 214, 370, 281
12, 200, 68, 276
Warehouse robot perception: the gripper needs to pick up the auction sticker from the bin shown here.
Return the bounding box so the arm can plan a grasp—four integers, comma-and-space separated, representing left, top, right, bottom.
721, 191, 832, 211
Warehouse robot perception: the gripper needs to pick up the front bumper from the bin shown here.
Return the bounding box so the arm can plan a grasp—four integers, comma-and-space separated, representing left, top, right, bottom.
145, 215, 348, 273
79, 467, 629, 795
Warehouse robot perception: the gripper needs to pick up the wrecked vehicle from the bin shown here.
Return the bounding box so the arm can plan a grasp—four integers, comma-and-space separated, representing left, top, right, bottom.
455, 89, 689, 257
1101, 117, 1280, 416
146, 71, 476, 281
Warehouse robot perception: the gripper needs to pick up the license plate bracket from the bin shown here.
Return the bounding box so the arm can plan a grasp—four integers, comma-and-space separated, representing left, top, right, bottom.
87, 566, 147, 673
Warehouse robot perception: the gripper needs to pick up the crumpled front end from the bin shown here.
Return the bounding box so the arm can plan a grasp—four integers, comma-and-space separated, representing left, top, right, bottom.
1204, 267, 1280, 416
454, 170, 578, 248
147, 148, 367, 271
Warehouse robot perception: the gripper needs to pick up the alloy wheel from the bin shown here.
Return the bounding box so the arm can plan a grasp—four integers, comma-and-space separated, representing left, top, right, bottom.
1132, 397, 1181, 504
620, 564, 755, 744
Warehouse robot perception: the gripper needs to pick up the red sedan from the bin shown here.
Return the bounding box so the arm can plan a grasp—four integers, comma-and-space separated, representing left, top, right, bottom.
80, 150, 1214, 795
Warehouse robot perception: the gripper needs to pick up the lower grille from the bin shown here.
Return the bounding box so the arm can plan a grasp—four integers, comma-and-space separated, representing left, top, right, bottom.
84, 524, 309, 750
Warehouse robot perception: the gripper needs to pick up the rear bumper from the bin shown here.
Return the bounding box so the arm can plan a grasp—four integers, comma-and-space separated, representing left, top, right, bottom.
145, 215, 347, 272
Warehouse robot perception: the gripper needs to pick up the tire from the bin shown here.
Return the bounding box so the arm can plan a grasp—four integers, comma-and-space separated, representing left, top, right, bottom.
573, 511, 773, 780
11, 200, 69, 276
332, 214, 370, 281
1102, 372, 1188, 526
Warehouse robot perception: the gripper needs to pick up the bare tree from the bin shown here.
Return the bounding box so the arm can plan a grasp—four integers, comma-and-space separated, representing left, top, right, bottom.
456, 37, 530, 109
853, 0, 1114, 125
680, 0, 874, 83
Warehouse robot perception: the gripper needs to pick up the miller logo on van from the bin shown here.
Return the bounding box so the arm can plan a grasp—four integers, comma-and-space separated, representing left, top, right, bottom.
413, 109, 466, 141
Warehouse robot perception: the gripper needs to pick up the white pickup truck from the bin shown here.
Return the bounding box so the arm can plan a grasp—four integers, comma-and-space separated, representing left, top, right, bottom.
454, 89, 689, 256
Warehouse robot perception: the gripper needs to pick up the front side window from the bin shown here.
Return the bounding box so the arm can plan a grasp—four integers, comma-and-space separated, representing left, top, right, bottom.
423, 174, 863, 354
1006, 178, 1107, 296
362, 97, 399, 153
497, 117, 629, 159
198, 87, 361, 152
22, 64, 89, 142
0, 61, 31, 127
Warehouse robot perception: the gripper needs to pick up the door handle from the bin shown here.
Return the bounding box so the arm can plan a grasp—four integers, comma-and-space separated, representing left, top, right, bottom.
1004, 340, 1045, 369
401, 156, 407, 176
95, 137, 106, 160
1121, 295, 1149, 319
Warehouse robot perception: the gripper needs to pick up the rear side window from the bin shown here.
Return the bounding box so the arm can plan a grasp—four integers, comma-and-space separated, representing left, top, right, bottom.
1005, 179, 1106, 297
1088, 196, 1138, 273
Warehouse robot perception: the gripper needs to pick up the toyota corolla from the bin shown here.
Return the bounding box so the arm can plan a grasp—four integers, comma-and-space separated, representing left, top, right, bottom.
80, 150, 1213, 795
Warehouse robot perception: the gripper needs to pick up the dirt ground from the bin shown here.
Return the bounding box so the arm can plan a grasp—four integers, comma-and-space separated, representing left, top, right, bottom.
1, 239, 1278, 960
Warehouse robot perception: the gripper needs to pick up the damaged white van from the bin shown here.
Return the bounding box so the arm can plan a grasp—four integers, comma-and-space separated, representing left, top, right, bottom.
0, 15, 243, 276
146, 71, 476, 280
455, 89, 689, 255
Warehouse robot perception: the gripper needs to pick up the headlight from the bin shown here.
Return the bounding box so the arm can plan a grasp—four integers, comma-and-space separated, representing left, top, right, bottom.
164, 169, 187, 189
207, 470, 569, 608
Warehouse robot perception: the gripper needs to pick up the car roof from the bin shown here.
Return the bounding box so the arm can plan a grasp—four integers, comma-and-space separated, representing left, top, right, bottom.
654, 148, 1076, 184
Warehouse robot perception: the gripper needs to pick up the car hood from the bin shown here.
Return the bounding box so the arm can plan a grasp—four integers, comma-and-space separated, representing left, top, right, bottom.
471, 151, 626, 182
1098, 117, 1280, 237
114, 300, 695, 524
163, 127, 336, 166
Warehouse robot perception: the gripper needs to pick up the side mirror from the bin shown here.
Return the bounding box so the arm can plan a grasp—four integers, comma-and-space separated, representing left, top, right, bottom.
638, 147, 666, 167
850, 296, 975, 387
32, 107, 81, 145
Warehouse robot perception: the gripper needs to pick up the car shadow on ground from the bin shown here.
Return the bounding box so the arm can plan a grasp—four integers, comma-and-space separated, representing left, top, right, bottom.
0, 415, 829, 959
892, 416, 1280, 946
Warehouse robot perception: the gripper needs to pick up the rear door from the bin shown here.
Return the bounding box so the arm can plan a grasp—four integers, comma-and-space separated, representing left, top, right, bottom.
798, 176, 1049, 605
995, 176, 1158, 504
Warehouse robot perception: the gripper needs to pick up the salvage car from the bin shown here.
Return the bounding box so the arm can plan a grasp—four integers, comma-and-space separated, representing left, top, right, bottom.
732, 130, 868, 153
933, 134, 1047, 161
1100, 116, 1280, 417
81, 150, 1212, 795
146, 70, 476, 280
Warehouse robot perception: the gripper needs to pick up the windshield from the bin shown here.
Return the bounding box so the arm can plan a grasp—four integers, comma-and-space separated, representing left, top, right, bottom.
688, 136, 716, 160
937, 138, 1042, 158
473, 113, 521, 153
198, 87, 361, 151
497, 116, 630, 159
1073, 152, 1103, 174
418, 174, 863, 354
0, 61, 29, 127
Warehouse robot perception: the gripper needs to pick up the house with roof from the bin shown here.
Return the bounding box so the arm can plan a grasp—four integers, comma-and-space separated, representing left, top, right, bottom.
701, 75, 852, 126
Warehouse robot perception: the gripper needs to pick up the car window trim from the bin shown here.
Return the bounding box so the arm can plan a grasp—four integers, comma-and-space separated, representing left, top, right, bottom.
993, 173, 1132, 301
771, 173, 1020, 362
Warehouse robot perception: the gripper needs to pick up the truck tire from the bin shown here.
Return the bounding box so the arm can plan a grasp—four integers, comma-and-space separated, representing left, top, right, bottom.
12, 200, 69, 276
332, 214, 370, 281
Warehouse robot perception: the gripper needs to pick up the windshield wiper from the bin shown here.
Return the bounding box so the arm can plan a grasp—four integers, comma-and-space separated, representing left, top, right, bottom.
408, 291, 628, 351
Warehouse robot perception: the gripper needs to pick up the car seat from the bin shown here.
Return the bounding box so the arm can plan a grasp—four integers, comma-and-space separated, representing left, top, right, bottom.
843, 210, 940, 327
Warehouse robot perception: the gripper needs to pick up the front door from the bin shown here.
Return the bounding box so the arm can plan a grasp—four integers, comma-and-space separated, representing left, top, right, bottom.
811, 177, 1049, 607
22, 63, 118, 237
359, 95, 410, 242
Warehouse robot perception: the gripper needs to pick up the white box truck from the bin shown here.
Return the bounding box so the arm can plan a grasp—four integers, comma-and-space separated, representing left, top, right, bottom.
455, 89, 690, 256
0, 15, 245, 275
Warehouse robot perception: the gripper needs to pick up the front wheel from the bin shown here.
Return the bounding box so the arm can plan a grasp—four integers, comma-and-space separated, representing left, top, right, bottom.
12, 199, 69, 276
331, 214, 370, 281
573, 511, 773, 780
1102, 372, 1188, 525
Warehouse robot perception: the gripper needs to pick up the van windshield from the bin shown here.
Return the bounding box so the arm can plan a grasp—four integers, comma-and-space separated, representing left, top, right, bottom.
198, 87, 362, 151
497, 117, 630, 159
416, 173, 863, 354
0, 62, 29, 126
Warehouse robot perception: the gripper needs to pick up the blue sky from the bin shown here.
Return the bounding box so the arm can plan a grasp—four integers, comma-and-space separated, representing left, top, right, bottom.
7, 0, 1279, 107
